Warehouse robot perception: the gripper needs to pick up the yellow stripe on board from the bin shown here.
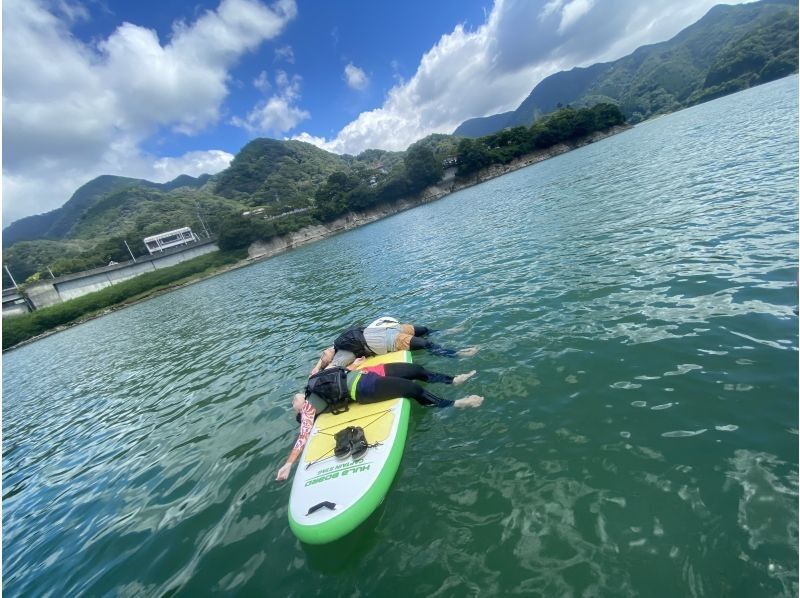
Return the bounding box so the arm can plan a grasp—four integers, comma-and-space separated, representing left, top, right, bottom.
303, 351, 409, 463
303, 407, 397, 463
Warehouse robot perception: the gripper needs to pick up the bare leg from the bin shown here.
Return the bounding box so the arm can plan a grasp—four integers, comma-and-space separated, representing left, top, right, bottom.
453, 395, 484, 408
453, 370, 477, 385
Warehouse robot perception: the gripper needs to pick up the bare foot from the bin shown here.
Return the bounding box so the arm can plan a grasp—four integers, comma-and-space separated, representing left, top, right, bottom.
454, 395, 484, 408
457, 346, 479, 357
453, 370, 476, 385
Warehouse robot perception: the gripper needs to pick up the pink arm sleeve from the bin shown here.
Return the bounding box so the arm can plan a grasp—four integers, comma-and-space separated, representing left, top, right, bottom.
292, 402, 316, 452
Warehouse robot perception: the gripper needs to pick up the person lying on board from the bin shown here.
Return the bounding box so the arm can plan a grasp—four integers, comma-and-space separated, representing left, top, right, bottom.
275, 362, 483, 481
310, 316, 479, 376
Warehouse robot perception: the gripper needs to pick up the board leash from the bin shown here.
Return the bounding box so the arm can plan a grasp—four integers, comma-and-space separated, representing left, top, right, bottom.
315, 407, 395, 433
305, 442, 385, 469
304, 403, 402, 469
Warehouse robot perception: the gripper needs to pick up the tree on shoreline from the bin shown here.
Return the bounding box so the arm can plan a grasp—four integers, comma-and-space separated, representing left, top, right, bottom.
405, 143, 443, 192
456, 103, 625, 177
7, 103, 626, 283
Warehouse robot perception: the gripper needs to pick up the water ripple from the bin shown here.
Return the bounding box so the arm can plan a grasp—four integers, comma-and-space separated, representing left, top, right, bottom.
3, 77, 798, 596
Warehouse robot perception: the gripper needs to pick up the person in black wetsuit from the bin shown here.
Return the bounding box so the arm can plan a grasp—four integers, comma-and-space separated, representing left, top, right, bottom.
275, 362, 483, 481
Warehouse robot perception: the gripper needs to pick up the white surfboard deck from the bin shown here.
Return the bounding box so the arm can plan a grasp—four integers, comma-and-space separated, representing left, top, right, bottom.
288, 351, 411, 544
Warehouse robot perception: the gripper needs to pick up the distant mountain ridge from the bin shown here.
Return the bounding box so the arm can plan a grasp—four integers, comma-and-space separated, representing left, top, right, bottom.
454, 0, 798, 137
3, 0, 797, 284
0, 134, 431, 284
2, 137, 380, 249
3, 174, 211, 247
213, 138, 351, 205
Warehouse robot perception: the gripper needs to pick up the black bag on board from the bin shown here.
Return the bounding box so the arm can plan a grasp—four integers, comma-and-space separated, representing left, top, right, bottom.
305, 367, 351, 414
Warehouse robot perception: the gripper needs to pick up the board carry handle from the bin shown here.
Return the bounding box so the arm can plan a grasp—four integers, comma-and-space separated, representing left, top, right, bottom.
306, 501, 336, 516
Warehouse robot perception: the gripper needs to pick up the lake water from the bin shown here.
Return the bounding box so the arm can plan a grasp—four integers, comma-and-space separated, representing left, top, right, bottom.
3, 76, 798, 597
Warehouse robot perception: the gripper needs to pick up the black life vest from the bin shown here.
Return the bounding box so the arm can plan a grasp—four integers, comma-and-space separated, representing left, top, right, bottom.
305, 367, 351, 414
333, 326, 374, 357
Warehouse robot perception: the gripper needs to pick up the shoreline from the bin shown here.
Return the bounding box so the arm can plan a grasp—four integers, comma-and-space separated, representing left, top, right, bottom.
4, 125, 631, 352
244, 125, 632, 262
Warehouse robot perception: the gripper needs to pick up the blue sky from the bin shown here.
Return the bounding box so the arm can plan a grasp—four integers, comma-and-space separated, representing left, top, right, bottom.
74, 0, 493, 158
3, 0, 753, 225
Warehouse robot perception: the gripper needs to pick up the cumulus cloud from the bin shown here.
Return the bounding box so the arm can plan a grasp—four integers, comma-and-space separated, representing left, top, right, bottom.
232, 96, 310, 134
53, 0, 91, 23
274, 44, 295, 63
292, 132, 337, 153
2, 0, 296, 225
558, 0, 596, 33
152, 150, 235, 181
344, 63, 369, 90
253, 70, 271, 92
294, 0, 753, 155
231, 70, 310, 134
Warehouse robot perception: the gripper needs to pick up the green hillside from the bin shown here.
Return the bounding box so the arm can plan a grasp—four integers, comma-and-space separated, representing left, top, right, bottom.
2, 126, 472, 285
2, 185, 247, 281
2, 174, 211, 247
4, 0, 796, 288
454, 0, 798, 136
214, 138, 350, 207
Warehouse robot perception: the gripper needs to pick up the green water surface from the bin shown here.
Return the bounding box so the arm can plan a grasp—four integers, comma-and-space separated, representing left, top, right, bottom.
3, 76, 798, 596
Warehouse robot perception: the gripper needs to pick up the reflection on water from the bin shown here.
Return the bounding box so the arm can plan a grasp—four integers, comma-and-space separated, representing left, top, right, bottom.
3, 77, 798, 596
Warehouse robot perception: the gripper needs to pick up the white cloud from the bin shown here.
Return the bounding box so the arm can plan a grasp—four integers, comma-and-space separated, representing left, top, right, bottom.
232, 96, 310, 134
292, 132, 337, 152
274, 44, 295, 63
3, 0, 296, 225
343, 63, 369, 90
254, 70, 271, 92
275, 70, 299, 97
295, 16, 541, 154
294, 0, 755, 155
231, 69, 309, 134
152, 150, 235, 181
540, 0, 564, 20
558, 0, 595, 33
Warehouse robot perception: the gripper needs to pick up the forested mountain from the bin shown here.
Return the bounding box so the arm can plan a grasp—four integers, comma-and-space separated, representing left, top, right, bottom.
3, 174, 210, 247
214, 139, 349, 206
454, 0, 798, 137
3, 0, 796, 287
2, 180, 242, 283
0, 135, 456, 284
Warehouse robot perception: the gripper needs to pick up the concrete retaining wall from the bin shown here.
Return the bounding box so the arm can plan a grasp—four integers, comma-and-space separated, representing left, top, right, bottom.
2, 289, 31, 318
24, 239, 219, 309
56, 261, 158, 301
151, 245, 216, 269
3, 303, 29, 318
25, 283, 61, 310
